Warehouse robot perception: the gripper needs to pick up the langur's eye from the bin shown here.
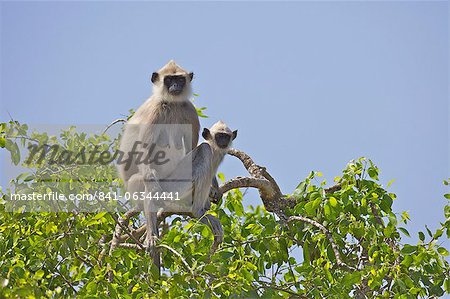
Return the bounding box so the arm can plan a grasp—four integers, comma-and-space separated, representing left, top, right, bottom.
175, 77, 185, 85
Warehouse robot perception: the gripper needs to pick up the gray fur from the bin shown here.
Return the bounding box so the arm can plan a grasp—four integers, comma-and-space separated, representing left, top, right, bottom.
117, 61, 199, 270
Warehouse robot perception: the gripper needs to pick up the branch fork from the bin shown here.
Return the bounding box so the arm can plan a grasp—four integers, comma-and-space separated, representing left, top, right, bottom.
107, 148, 352, 272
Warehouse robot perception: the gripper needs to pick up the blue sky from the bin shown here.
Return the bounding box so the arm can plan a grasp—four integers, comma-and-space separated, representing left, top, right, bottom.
1, 1, 448, 241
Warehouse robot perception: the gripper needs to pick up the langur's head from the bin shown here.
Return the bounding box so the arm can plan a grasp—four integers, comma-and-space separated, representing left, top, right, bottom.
151, 60, 194, 101
202, 121, 238, 150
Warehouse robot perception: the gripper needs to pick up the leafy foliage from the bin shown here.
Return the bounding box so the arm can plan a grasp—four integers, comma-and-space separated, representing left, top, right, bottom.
0, 120, 449, 298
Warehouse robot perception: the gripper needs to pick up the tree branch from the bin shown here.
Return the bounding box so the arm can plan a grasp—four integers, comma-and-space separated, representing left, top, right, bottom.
110, 147, 347, 271
219, 177, 272, 196
109, 207, 142, 254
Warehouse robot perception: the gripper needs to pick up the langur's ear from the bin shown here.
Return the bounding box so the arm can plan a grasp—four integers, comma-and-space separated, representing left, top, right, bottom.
232, 130, 238, 140
151, 72, 159, 83
189, 72, 194, 82
202, 128, 211, 140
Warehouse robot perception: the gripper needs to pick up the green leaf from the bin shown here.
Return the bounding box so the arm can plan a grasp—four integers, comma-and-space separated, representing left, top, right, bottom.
444, 279, 450, 293
303, 241, 310, 264
425, 225, 433, 237
329, 197, 337, 208
433, 229, 443, 240
342, 272, 361, 286
437, 247, 449, 256
16, 172, 31, 182
33, 269, 45, 280
323, 203, 331, 218
195, 107, 208, 118
368, 167, 379, 180
220, 251, 234, 260
430, 285, 444, 297
304, 198, 321, 216
418, 231, 425, 242
400, 245, 417, 255
401, 255, 413, 267
293, 182, 307, 199
92, 212, 107, 220
0, 136, 5, 148
5, 139, 21, 165
398, 227, 410, 237
380, 194, 393, 213
86, 281, 97, 293
400, 211, 410, 223
231, 199, 244, 216
386, 179, 396, 188
201, 226, 211, 238
217, 173, 226, 182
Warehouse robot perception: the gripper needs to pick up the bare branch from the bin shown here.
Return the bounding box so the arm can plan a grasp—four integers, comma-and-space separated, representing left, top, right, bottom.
228, 148, 265, 179
109, 208, 142, 254
103, 118, 126, 134
117, 223, 146, 243
219, 177, 272, 196
324, 184, 342, 194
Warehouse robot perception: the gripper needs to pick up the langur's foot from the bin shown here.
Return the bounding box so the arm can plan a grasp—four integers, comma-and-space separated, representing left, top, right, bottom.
209, 186, 222, 203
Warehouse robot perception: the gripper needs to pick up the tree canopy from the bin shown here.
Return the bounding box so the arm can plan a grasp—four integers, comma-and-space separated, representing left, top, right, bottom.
0, 118, 449, 298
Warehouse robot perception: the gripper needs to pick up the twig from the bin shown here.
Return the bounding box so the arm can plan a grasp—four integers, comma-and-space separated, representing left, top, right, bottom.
107, 207, 142, 282
117, 223, 147, 242
118, 243, 194, 276
219, 234, 282, 250
157, 244, 194, 276
287, 216, 355, 271
255, 280, 307, 298
109, 208, 142, 254
52, 265, 77, 294
103, 118, 126, 134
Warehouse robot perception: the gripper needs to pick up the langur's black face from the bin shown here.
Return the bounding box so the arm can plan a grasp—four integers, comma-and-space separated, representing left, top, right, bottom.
215, 130, 238, 149
203, 127, 237, 149
215, 133, 232, 149
164, 75, 187, 95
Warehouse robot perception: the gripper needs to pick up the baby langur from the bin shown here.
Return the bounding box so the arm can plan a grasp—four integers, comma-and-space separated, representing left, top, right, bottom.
147, 121, 237, 256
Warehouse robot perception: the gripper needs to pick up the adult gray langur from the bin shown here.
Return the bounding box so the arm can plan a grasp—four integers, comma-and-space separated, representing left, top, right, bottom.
118, 60, 199, 183
117, 60, 199, 267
